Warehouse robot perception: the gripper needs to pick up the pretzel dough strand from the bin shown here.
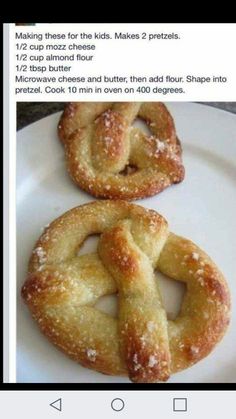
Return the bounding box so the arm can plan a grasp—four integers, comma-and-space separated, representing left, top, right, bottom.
22, 201, 230, 382
98, 219, 171, 382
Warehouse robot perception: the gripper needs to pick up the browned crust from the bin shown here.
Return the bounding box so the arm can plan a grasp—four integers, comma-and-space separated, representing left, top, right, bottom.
121, 324, 171, 383
58, 102, 113, 144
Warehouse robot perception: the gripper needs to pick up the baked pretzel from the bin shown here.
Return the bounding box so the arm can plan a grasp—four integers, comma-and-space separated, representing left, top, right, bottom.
22, 201, 230, 382
58, 103, 185, 200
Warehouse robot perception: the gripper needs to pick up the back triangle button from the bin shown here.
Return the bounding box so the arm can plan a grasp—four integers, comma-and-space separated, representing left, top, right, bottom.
50, 398, 62, 412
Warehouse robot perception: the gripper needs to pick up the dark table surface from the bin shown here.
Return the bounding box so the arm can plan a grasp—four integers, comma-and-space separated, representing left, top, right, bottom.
17, 102, 236, 131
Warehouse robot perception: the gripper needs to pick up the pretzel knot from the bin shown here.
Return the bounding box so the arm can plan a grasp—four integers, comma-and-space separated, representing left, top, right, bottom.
22, 201, 230, 383
58, 102, 185, 200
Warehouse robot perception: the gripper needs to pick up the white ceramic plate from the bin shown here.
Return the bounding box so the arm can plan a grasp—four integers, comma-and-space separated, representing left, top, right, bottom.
17, 103, 236, 383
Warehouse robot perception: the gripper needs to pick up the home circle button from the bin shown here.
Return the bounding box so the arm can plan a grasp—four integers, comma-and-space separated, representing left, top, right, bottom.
111, 398, 125, 412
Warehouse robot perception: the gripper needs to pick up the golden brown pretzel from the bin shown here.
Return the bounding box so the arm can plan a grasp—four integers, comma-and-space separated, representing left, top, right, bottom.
22, 201, 230, 382
58, 103, 185, 200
